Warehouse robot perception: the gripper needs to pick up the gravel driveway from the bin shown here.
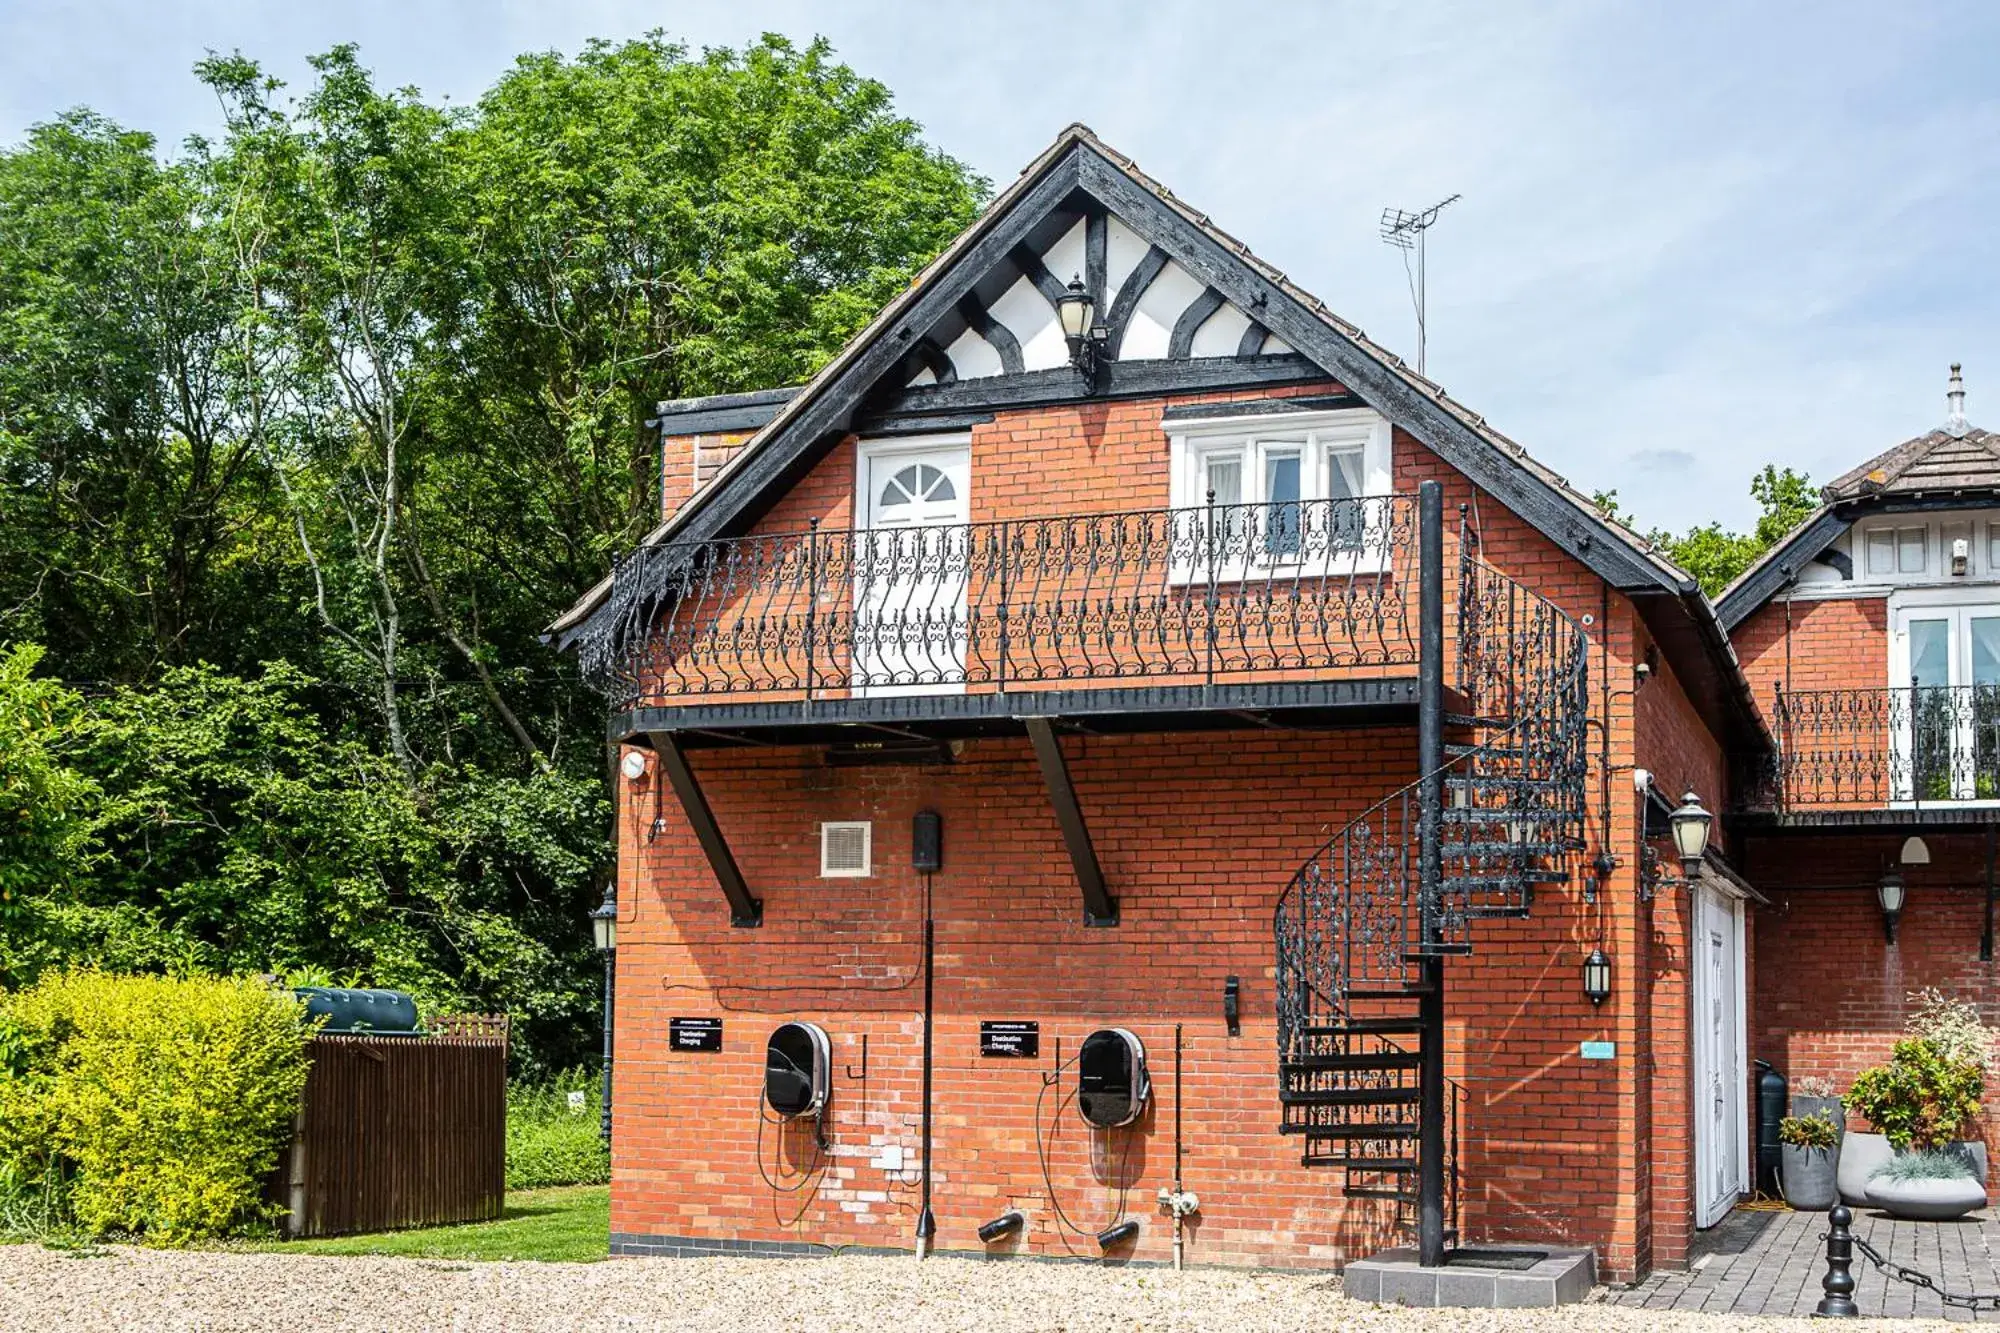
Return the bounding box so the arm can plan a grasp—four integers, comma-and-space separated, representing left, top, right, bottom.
0, 1245, 1954, 1332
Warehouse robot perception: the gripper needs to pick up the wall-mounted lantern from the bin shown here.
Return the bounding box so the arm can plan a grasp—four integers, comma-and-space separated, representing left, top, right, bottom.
1639, 786, 1714, 901
1878, 871, 1907, 945
1668, 790, 1714, 877
1582, 948, 1613, 1006
1055, 274, 1110, 390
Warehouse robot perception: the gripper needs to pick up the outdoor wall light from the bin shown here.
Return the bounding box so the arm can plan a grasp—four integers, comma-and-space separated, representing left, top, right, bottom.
1668, 790, 1714, 877
1055, 274, 1110, 389
1638, 787, 1714, 901
1878, 871, 1907, 945
619, 750, 648, 782
1900, 836, 1932, 866
1582, 948, 1613, 1006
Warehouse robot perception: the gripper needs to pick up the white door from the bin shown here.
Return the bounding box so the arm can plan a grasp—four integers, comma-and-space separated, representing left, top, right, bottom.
1891, 606, 2000, 802
855, 441, 971, 694
1693, 884, 1747, 1228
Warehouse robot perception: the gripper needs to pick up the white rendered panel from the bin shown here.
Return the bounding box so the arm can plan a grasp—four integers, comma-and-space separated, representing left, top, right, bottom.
1041, 217, 1086, 289
945, 325, 1003, 380
1122, 260, 1204, 361
1105, 216, 1149, 305
1263, 333, 1293, 354
989, 273, 1065, 371
1190, 301, 1252, 357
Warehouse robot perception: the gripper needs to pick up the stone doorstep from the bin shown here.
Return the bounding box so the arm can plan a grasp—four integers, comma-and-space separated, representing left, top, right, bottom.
1341, 1246, 1597, 1308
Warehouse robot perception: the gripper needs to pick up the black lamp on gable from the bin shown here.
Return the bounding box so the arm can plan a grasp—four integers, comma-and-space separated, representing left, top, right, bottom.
1055, 274, 1109, 390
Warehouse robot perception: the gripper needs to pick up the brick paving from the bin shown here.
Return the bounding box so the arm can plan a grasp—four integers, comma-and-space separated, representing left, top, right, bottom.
1605, 1206, 2000, 1320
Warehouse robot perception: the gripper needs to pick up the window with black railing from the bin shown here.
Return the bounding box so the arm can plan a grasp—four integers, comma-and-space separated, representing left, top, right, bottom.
1765, 683, 2000, 809
588, 495, 1423, 709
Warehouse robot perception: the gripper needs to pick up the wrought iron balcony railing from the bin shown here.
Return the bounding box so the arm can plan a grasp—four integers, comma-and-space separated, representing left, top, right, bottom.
590, 496, 1422, 709
1763, 683, 2000, 810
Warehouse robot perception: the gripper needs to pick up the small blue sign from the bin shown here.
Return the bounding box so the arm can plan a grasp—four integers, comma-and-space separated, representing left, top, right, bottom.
1580, 1040, 1617, 1061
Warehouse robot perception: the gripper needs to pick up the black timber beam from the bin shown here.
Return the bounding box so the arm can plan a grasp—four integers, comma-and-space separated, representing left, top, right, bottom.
867, 353, 1325, 419
1023, 716, 1116, 927
651, 731, 762, 927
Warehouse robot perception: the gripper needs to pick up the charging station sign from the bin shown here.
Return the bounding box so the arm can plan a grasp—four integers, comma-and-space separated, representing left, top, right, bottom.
979, 1021, 1039, 1058
670, 1017, 723, 1052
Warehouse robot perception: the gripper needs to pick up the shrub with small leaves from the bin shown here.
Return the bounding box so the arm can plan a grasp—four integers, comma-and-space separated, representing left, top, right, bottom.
1846, 1036, 1984, 1152
1908, 987, 1996, 1079
0, 971, 312, 1241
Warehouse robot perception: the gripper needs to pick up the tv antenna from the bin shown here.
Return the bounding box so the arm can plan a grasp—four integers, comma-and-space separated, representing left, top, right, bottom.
1379, 194, 1460, 377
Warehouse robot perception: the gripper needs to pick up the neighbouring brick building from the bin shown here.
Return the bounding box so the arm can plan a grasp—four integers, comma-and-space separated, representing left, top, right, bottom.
1721, 365, 2000, 1161
550, 125, 1973, 1286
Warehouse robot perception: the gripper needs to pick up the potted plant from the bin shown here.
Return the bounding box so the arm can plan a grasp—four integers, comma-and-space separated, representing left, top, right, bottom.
1779, 1110, 1839, 1210
1840, 989, 1991, 1216
1789, 1075, 1844, 1146
1866, 1149, 1988, 1221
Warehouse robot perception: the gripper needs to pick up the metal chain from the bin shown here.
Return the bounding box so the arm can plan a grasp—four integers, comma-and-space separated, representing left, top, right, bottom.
1849, 1232, 2000, 1312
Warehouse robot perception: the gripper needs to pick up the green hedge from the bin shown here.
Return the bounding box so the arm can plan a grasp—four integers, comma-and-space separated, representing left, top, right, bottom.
0, 971, 312, 1241
506, 1070, 610, 1190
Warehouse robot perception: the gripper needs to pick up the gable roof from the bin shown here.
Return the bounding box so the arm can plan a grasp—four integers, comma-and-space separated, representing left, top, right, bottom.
552, 124, 1761, 748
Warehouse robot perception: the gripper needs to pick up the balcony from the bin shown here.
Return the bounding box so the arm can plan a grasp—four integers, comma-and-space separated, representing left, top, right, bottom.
1756, 684, 2000, 824
598, 495, 1437, 746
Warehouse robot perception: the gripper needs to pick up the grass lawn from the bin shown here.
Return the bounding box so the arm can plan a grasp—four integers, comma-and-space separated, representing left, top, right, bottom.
239, 1185, 608, 1263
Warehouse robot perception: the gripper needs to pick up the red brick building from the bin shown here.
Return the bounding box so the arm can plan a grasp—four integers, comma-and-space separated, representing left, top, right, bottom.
552, 126, 1785, 1284
1721, 365, 2000, 1166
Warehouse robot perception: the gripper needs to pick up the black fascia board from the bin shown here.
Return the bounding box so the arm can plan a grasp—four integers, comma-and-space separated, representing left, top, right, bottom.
1714, 508, 1851, 630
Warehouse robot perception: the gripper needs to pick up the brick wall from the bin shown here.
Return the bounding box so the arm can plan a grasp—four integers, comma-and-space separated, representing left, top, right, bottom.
661, 428, 757, 523
1732, 595, 1889, 704
1748, 831, 2000, 1128
610, 386, 1723, 1281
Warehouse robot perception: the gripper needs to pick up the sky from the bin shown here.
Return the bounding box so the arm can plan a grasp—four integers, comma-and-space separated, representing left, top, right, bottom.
4, 0, 1997, 533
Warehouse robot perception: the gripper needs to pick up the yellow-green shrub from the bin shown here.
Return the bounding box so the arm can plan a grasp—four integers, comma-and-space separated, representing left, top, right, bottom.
0, 971, 312, 1241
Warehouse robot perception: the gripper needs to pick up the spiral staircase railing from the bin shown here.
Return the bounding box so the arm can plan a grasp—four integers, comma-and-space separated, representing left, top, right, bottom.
1272, 497, 1591, 1261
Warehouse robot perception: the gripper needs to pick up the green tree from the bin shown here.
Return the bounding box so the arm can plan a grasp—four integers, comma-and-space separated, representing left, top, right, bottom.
0, 644, 99, 973
0, 115, 291, 679
0, 33, 985, 1071
1595, 464, 1818, 597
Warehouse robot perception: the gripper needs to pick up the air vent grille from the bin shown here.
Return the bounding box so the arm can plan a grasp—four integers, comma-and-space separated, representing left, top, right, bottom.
820, 821, 872, 877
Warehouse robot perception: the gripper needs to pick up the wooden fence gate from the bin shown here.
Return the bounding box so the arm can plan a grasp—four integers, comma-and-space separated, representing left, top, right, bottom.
274, 1016, 508, 1237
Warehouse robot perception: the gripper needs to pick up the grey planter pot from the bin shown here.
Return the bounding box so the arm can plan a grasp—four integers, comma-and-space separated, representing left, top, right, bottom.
1790, 1095, 1845, 1144
1781, 1142, 1838, 1211
1864, 1174, 1988, 1221
1838, 1132, 1892, 1206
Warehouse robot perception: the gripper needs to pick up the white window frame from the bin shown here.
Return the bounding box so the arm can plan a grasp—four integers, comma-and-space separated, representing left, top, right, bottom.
1164, 408, 1393, 581
819, 821, 873, 877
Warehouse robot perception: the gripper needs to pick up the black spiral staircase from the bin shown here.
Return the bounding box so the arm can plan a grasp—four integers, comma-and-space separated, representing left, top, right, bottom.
1273, 481, 1591, 1264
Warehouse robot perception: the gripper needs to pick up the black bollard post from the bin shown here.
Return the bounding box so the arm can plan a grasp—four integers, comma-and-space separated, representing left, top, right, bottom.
1815, 1203, 1859, 1317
